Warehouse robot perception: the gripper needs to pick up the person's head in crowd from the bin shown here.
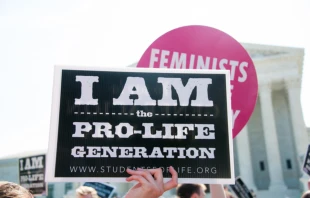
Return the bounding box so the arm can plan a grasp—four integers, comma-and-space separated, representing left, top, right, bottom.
76, 186, 99, 198
302, 190, 310, 198
176, 183, 206, 198
0, 181, 33, 198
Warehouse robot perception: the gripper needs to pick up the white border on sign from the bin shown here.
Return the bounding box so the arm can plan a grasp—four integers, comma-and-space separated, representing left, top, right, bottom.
46, 65, 234, 184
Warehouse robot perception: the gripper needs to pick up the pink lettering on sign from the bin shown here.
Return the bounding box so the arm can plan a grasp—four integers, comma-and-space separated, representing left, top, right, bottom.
136, 25, 258, 138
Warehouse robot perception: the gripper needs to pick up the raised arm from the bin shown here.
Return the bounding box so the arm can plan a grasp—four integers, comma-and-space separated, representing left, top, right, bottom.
124, 166, 178, 198
210, 184, 226, 198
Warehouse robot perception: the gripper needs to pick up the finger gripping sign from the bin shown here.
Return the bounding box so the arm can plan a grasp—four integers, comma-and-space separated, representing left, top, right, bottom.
136, 25, 258, 138
46, 66, 234, 184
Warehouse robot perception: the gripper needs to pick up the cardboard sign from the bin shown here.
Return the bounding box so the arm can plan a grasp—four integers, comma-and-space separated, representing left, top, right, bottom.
46, 66, 234, 184
83, 182, 116, 198
303, 144, 310, 176
19, 154, 46, 196
136, 25, 258, 138
229, 177, 254, 198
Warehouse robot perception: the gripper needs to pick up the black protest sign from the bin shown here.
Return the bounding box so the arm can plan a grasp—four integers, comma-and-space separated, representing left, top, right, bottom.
229, 177, 254, 198
83, 182, 116, 198
46, 66, 233, 183
303, 144, 310, 176
19, 155, 46, 195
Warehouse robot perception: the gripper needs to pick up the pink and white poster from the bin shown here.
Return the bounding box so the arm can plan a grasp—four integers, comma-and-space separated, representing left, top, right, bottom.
136, 25, 258, 138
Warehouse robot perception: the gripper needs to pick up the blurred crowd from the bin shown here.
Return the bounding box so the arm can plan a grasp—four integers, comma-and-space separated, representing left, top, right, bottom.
1, 167, 310, 198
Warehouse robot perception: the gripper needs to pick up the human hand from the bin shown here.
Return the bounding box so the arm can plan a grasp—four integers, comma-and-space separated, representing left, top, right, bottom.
124, 166, 178, 198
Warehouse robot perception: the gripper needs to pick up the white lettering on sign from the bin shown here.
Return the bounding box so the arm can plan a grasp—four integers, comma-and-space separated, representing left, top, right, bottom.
76, 76, 214, 107
71, 146, 216, 159
72, 122, 216, 140
22, 183, 44, 188
20, 156, 44, 171
66, 70, 230, 164
157, 78, 213, 106
113, 77, 213, 106
149, 48, 248, 90
232, 110, 241, 129
75, 76, 99, 105
170, 52, 187, 69
20, 174, 44, 182
113, 77, 156, 106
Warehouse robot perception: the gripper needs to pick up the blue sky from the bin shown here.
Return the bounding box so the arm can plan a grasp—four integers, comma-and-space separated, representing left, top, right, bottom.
0, 0, 309, 158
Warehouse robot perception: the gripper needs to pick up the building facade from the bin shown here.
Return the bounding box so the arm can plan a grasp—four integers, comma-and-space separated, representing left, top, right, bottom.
232, 43, 307, 198
0, 43, 307, 198
129, 43, 308, 198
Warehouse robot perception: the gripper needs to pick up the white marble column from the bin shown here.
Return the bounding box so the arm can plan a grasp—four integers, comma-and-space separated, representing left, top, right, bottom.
236, 125, 256, 190
285, 78, 309, 191
285, 79, 308, 161
259, 82, 286, 190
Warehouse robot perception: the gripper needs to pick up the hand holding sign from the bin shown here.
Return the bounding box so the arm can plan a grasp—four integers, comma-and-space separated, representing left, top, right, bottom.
124, 166, 178, 198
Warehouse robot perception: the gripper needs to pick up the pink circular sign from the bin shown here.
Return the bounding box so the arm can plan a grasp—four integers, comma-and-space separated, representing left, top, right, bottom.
136, 25, 258, 138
